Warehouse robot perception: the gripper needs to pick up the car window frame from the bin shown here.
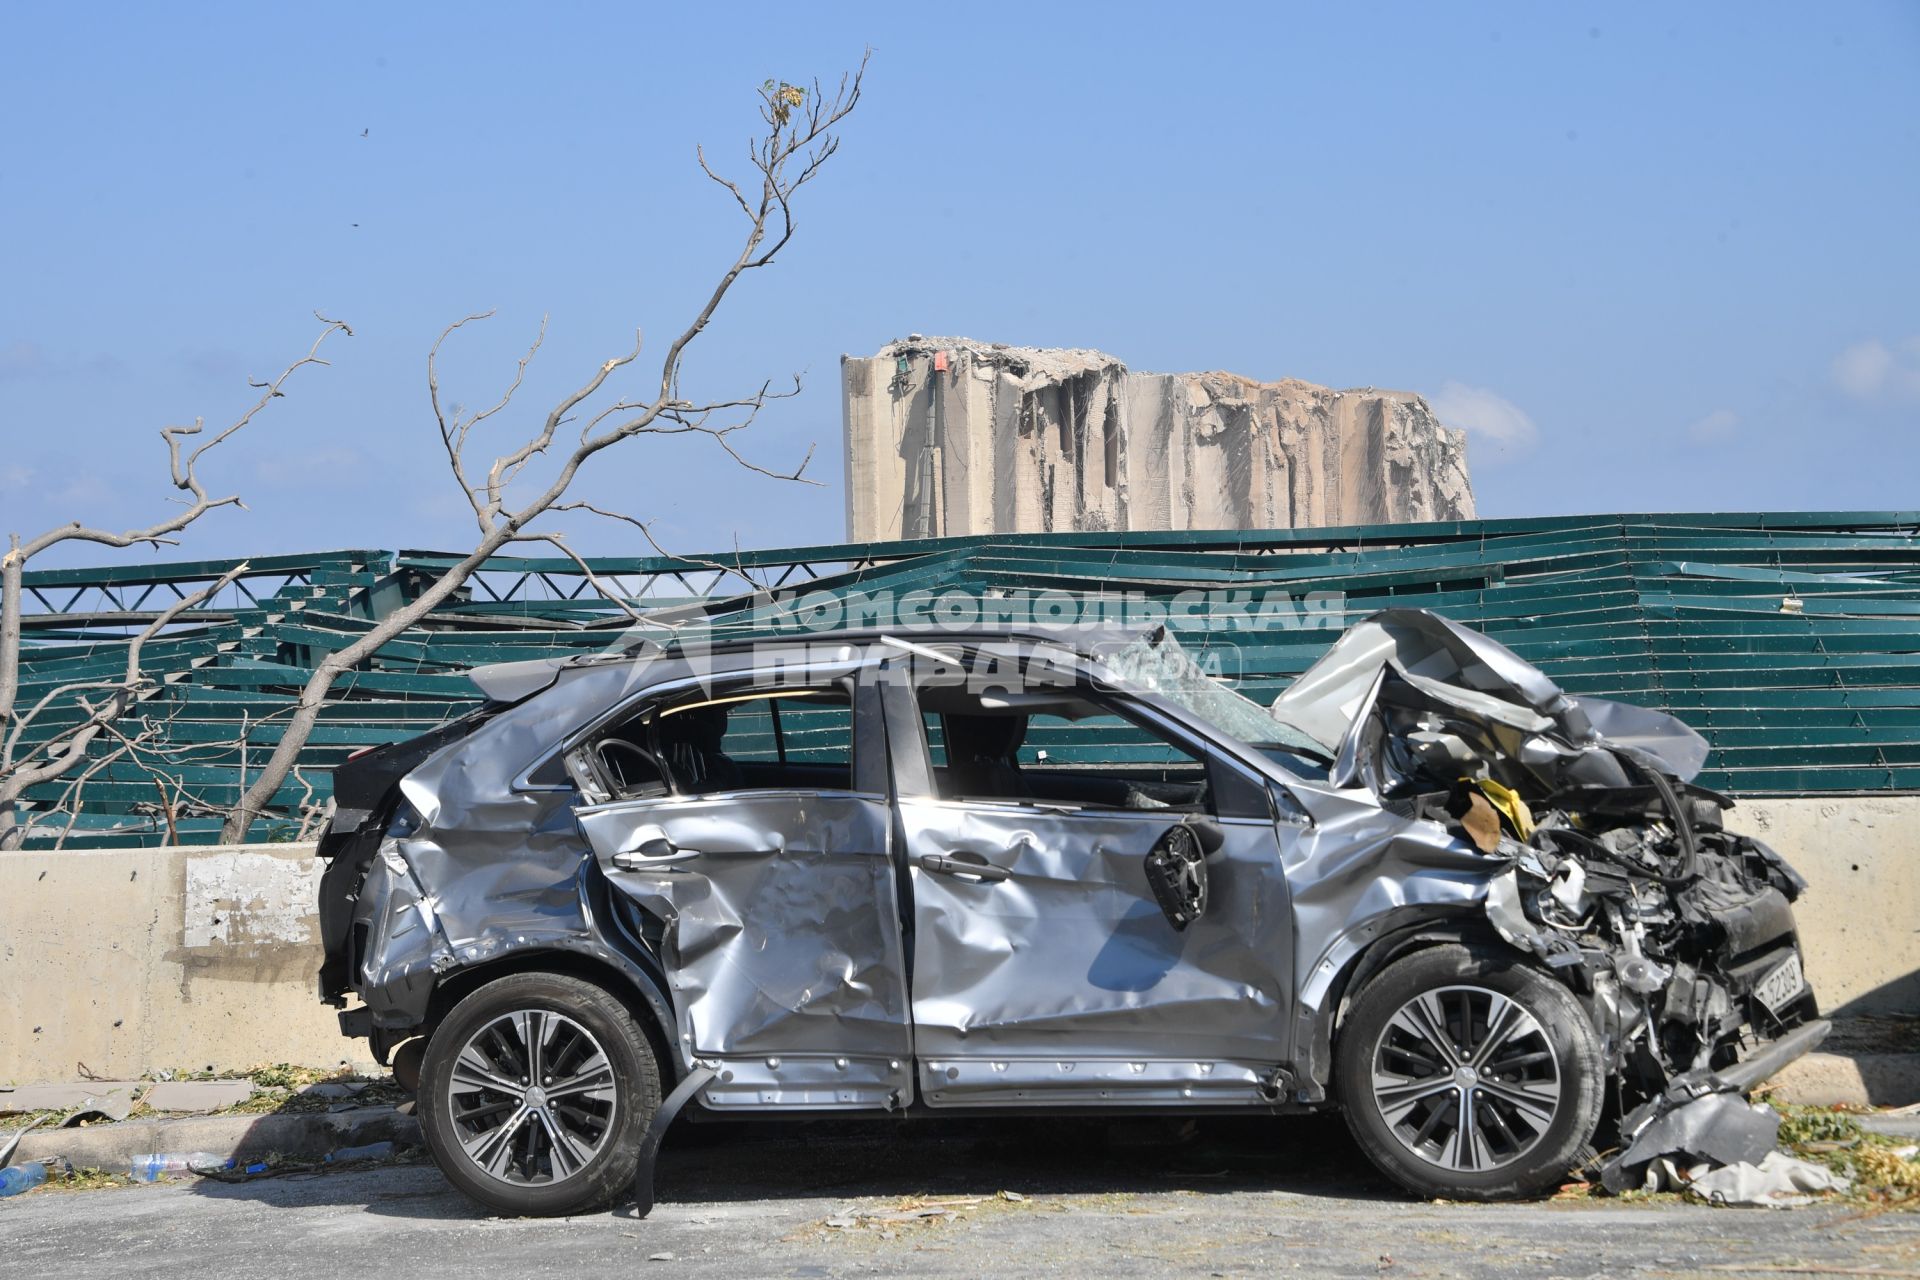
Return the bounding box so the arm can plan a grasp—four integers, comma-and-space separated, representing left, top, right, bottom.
883, 647, 1274, 823
517, 656, 884, 801
649, 685, 859, 797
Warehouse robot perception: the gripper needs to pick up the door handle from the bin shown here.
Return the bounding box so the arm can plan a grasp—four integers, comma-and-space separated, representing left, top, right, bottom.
612, 835, 703, 870
918, 852, 1012, 883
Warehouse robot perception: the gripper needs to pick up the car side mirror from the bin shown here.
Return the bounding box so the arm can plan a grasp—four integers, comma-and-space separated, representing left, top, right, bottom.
1144, 817, 1225, 931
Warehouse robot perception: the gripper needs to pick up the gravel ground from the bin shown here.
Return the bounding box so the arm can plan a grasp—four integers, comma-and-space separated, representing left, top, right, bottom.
6, 1114, 1917, 1278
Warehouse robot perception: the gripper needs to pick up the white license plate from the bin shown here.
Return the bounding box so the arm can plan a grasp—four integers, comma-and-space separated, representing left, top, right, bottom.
1754, 952, 1806, 1014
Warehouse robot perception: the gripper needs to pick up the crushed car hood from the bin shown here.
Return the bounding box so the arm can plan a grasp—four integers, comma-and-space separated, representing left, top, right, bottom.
1268, 607, 1710, 791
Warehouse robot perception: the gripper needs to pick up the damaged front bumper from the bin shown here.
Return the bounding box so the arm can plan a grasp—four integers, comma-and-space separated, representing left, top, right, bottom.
1600, 1017, 1831, 1190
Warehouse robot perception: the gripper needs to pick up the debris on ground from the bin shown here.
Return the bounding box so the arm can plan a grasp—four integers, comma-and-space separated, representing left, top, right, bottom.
187, 1144, 416, 1184
0, 1066, 421, 1198
1690, 1152, 1852, 1206
0, 1064, 407, 1133
129, 1151, 235, 1182
0, 1083, 142, 1120
1584, 1103, 1920, 1208
811, 1191, 1036, 1237
0, 1159, 52, 1197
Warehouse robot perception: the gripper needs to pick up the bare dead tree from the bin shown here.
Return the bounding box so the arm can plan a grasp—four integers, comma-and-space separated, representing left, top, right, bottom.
0, 563, 247, 847
220, 58, 867, 842
0, 318, 349, 848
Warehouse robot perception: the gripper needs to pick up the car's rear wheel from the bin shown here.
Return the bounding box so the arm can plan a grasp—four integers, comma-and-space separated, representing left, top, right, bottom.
419, 972, 661, 1216
1335, 944, 1603, 1200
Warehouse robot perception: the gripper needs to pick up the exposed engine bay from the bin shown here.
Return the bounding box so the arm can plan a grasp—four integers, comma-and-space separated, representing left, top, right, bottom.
1267, 610, 1826, 1180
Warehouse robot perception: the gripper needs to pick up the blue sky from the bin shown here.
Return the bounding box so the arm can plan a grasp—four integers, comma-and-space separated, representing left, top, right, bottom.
2, 2, 1916, 567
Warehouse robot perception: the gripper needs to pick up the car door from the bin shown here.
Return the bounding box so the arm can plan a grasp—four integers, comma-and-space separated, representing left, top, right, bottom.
572, 672, 913, 1110
881, 659, 1297, 1108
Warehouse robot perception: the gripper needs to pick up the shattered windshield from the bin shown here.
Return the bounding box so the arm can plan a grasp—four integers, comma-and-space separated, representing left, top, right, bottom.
1101, 630, 1327, 761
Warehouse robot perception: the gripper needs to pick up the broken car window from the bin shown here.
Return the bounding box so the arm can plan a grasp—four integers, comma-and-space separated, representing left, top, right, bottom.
654, 689, 855, 795
573, 686, 858, 802
917, 685, 1211, 813
1100, 629, 1327, 762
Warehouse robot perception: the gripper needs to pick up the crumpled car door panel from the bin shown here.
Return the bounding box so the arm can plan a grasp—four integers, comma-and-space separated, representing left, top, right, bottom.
577, 792, 912, 1109
901, 798, 1293, 1106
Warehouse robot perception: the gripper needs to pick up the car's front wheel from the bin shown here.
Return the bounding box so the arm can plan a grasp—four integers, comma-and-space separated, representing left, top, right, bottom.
1334, 944, 1603, 1200
418, 972, 661, 1216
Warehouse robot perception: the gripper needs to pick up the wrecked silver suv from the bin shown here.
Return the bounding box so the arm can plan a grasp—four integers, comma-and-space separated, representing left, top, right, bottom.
317, 611, 1826, 1215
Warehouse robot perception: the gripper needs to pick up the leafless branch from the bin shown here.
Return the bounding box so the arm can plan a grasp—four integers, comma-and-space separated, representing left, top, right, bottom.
221, 56, 868, 842
0, 313, 347, 845
507, 531, 648, 624
288, 765, 333, 843
17, 317, 350, 562
552, 500, 772, 595
0, 563, 247, 846
27, 738, 136, 851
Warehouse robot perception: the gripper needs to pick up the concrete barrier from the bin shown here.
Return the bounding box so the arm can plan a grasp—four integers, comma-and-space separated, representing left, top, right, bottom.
2, 796, 1915, 1085
0, 842, 372, 1085
1738, 796, 1919, 1018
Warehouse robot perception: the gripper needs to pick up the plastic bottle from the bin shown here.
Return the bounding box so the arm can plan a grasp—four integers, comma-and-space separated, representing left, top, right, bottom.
0, 1162, 51, 1197
128, 1152, 233, 1182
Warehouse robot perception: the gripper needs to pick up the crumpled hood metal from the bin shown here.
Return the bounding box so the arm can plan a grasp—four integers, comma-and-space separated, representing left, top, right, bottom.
1269, 607, 1708, 783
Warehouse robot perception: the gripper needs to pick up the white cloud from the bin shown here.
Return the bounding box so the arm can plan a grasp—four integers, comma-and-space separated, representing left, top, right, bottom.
1428, 381, 1538, 461
1832, 336, 1920, 405
1687, 408, 1739, 444
0, 463, 33, 492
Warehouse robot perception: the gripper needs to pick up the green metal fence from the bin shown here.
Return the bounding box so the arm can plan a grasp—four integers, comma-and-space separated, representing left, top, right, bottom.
7, 512, 1918, 845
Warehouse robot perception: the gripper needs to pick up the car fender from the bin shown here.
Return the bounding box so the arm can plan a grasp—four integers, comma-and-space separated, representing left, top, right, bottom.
1288, 911, 1506, 1103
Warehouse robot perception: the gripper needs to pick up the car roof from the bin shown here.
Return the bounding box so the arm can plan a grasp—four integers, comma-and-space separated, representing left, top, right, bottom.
467, 623, 1151, 703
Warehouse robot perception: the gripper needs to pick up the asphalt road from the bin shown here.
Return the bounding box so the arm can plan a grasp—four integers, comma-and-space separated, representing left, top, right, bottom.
6, 1115, 1916, 1278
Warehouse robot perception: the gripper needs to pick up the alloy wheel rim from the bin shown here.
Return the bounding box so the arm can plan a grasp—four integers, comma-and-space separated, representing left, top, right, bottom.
1369, 984, 1561, 1173
446, 1008, 618, 1186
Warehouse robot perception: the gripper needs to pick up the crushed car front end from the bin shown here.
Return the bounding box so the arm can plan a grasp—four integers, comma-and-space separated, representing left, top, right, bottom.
1255, 609, 1827, 1184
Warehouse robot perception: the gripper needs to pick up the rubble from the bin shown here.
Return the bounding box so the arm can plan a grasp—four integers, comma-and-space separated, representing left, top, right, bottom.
842, 336, 1475, 539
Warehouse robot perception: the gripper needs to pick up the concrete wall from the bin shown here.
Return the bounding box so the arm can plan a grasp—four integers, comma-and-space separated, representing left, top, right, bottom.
2, 799, 1914, 1086
0, 843, 372, 1085
1736, 796, 1919, 1018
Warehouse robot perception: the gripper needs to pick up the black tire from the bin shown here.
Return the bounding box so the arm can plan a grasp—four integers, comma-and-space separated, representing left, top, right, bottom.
1334, 944, 1603, 1201
419, 972, 661, 1217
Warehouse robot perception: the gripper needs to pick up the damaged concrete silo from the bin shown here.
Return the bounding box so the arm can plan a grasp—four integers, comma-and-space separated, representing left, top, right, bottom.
842, 336, 1476, 540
